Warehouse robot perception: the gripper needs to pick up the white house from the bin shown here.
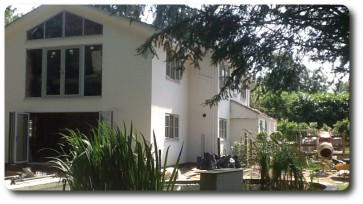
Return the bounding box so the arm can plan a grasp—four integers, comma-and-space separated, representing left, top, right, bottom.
4, 5, 276, 166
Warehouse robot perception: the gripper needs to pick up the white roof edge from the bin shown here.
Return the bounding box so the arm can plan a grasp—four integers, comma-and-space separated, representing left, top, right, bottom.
6, 4, 158, 35
230, 100, 276, 121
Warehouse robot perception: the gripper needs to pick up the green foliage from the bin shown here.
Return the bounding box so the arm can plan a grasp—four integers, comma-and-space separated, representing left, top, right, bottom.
289, 92, 349, 128
332, 118, 350, 135
270, 131, 286, 142
94, 5, 147, 22
254, 131, 271, 183
270, 143, 305, 190
5, 6, 21, 25
254, 91, 349, 129
49, 122, 183, 191
332, 117, 350, 143
321, 123, 330, 131
134, 5, 349, 106
231, 141, 245, 161
257, 53, 330, 94
277, 120, 312, 141
91, 5, 349, 106
337, 183, 349, 191
253, 131, 306, 190
334, 81, 350, 93
305, 159, 320, 183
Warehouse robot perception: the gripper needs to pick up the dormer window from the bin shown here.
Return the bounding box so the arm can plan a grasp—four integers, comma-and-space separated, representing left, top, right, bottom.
27, 11, 103, 40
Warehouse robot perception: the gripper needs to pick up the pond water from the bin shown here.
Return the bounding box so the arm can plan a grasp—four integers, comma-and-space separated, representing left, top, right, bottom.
173, 180, 326, 191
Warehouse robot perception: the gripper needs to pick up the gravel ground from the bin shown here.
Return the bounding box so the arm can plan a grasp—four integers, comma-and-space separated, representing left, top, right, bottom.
5, 163, 350, 190
178, 164, 350, 190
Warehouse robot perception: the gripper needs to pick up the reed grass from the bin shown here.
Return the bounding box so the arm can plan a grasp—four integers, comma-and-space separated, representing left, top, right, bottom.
254, 131, 306, 190
49, 122, 183, 191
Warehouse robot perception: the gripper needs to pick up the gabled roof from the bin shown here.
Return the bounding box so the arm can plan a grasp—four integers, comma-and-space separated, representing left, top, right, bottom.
230, 100, 276, 121
5, 5, 157, 36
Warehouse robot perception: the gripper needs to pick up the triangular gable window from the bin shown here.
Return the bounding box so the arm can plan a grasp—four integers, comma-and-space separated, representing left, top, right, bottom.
27, 11, 103, 40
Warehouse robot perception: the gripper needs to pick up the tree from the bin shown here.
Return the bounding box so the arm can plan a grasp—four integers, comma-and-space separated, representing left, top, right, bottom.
133, 5, 349, 106
255, 52, 330, 94
333, 81, 350, 93
259, 52, 308, 94
93, 5, 147, 22
5, 6, 21, 25
253, 91, 349, 128
301, 67, 330, 93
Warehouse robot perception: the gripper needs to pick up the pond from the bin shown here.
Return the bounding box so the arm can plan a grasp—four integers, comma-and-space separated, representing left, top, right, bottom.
242, 179, 327, 191
172, 179, 327, 191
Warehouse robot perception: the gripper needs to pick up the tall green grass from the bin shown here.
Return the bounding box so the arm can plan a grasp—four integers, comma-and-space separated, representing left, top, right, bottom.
254, 131, 306, 190
50, 122, 183, 191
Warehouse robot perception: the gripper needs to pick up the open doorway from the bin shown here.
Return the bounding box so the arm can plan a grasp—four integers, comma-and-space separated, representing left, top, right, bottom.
8, 112, 104, 163
29, 112, 99, 162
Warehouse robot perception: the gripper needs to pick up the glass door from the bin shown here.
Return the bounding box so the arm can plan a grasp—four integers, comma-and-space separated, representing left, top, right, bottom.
14, 113, 30, 163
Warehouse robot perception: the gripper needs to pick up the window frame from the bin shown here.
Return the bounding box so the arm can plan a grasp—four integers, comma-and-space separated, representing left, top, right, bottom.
43, 46, 83, 97
219, 65, 230, 90
165, 113, 179, 139
219, 118, 227, 139
166, 53, 182, 81
27, 11, 103, 40
26, 49, 43, 97
240, 88, 247, 100
259, 119, 266, 132
26, 44, 102, 98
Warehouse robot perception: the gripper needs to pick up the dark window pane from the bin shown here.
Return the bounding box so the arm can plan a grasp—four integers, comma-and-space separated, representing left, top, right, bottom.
26, 49, 42, 97
45, 13, 63, 38
65, 12, 83, 37
27, 23, 44, 40
46, 49, 61, 95
65, 48, 80, 95
84, 45, 102, 96
174, 116, 179, 138
84, 19, 103, 35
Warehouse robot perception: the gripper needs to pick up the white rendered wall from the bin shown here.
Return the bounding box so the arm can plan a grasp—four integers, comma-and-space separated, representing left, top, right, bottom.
187, 58, 219, 162
230, 118, 259, 144
4, 5, 154, 163
218, 99, 231, 156
150, 48, 190, 165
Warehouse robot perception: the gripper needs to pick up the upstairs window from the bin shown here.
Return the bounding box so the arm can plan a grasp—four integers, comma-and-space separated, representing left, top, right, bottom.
27, 11, 103, 40
26, 49, 43, 97
45, 12, 63, 38
84, 19, 103, 35
240, 88, 247, 100
27, 23, 44, 40
65, 12, 83, 37
219, 65, 230, 90
166, 53, 182, 81
26, 44, 102, 97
